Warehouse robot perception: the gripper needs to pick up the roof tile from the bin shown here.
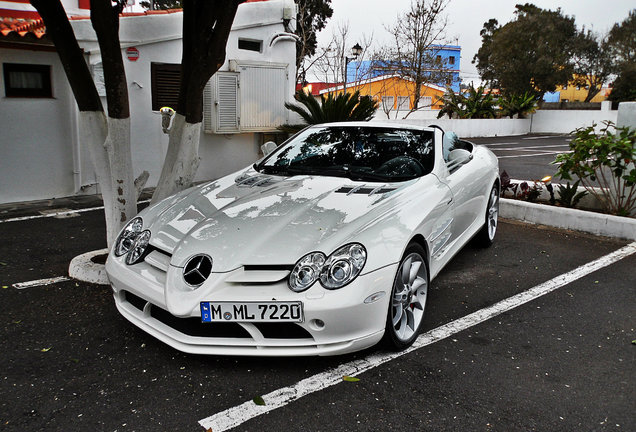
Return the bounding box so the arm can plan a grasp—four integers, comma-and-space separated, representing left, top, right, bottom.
0, 17, 46, 38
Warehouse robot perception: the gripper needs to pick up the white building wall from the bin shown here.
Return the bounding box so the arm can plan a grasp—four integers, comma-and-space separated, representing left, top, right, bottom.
0, 48, 79, 203
66, 0, 294, 197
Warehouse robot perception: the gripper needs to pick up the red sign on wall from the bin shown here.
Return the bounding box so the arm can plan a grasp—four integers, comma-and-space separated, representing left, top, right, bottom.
126, 47, 139, 62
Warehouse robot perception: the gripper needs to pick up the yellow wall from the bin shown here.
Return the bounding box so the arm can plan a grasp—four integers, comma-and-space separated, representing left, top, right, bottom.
323, 76, 445, 110
556, 76, 610, 102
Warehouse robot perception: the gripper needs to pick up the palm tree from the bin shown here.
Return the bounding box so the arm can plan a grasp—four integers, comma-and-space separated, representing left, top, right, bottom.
462, 84, 497, 119
282, 90, 378, 132
437, 83, 497, 119
499, 92, 538, 118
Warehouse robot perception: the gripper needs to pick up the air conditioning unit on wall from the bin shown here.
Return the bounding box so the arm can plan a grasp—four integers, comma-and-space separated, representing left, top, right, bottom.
204, 61, 289, 134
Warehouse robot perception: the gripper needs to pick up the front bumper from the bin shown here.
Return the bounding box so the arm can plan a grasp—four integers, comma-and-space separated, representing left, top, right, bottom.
106, 254, 397, 356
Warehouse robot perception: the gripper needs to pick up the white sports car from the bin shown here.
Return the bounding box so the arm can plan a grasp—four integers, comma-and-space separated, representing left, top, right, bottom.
106, 122, 499, 356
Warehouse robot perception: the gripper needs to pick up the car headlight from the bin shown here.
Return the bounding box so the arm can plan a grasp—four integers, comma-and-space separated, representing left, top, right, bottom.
114, 217, 143, 257
320, 243, 366, 289
125, 230, 151, 265
289, 252, 326, 292
288, 243, 367, 292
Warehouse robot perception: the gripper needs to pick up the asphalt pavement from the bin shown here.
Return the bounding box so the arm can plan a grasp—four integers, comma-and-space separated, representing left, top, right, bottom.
1, 203, 634, 431
470, 134, 573, 182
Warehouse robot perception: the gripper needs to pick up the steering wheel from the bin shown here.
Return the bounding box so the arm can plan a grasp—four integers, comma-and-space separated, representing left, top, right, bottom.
376, 156, 425, 177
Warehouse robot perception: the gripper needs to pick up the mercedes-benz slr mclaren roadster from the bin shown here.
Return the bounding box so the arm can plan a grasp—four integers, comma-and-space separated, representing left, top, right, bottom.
106, 122, 499, 356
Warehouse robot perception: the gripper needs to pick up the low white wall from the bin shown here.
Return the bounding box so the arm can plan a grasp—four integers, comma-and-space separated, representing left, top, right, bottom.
530, 109, 618, 134
373, 117, 531, 138
371, 106, 628, 138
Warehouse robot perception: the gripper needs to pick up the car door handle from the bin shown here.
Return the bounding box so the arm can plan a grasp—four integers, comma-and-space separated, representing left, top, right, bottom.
447, 198, 453, 205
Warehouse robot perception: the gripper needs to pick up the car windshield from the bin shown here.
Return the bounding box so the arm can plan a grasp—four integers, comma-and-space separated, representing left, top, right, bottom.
256, 126, 435, 182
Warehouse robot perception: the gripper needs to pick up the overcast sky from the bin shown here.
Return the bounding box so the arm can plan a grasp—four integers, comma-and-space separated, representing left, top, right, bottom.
315, 0, 635, 83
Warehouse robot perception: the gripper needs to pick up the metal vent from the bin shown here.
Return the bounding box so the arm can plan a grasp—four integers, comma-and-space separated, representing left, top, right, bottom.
335, 186, 396, 195
235, 174, 277, 187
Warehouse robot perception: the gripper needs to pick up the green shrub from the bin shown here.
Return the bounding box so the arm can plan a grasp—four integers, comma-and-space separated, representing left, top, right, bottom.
554, 122, 636, 216
556, 180, 588, 208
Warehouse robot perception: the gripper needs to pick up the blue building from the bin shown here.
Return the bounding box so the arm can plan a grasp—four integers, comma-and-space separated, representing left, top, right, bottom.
346, 45, 461, 93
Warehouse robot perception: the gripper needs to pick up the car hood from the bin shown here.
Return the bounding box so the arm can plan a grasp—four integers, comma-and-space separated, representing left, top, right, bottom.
143, 169, 420, 272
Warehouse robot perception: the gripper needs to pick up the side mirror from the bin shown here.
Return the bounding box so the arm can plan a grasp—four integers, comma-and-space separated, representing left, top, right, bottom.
446, 148, 473, 171
261, 141, 277, 157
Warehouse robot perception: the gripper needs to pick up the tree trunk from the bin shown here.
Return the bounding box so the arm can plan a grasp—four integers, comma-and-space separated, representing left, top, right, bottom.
152, 115, 202, 203
151, 0, 245, 203
91, 0, 137, 244
31, 0, 136, 247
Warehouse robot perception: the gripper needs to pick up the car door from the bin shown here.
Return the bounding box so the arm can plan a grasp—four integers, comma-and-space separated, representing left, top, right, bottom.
440, 140, 485, 240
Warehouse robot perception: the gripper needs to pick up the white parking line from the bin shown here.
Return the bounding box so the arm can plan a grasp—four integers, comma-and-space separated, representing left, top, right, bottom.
0, 200, 151, 224
492, 144, 570, 151
522, 135, 562, 140
481, 142, 520, 146
497, 151, 571, 159
12, 276, 70, 289
198, 241, 636, 432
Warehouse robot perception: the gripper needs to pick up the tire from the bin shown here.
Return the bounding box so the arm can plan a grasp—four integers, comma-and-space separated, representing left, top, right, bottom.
474, 183, 499, 248
382, 243, 429, 351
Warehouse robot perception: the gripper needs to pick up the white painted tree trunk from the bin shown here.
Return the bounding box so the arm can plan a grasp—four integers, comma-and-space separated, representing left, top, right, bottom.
104, 117, 137, 244
151, 114, 202, 204
79, 112, 136, 247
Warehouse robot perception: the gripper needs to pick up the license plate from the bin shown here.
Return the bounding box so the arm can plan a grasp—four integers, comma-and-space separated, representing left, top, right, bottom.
200, 301, 304, 323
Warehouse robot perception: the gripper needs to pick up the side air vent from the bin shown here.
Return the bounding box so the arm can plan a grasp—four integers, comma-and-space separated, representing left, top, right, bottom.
234, 174, 277, 188
335, 186, 396, 195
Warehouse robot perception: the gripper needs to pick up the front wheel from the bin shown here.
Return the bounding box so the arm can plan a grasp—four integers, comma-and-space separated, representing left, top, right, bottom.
382, 243, 429, 351
474, 183, 499, 248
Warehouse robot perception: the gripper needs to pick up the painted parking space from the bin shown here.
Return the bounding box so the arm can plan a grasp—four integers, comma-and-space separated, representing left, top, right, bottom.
199, 241, 636, 431
470, 135, 572, 180
1, 208, 634, 431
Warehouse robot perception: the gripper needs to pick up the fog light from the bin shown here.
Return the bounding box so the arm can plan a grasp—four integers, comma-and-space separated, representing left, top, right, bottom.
309, 319, 325, 331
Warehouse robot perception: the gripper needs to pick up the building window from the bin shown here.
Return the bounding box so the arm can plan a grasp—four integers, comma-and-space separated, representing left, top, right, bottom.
381, 96, 395, 111
448, 56, 455, 65
238, 38, 263, 53
150, 62, 181, 111
397, 96, 410, 110
418, 96, 433, 110
436, 55, 442, 63
3, 63, 52, 98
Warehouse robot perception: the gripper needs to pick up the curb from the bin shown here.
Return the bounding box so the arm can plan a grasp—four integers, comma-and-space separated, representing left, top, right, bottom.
500, 198, 636, 241
69, 248, 110, 285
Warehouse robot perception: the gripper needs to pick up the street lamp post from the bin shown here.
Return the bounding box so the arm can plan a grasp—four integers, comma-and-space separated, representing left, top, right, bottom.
343, 43, 363, 95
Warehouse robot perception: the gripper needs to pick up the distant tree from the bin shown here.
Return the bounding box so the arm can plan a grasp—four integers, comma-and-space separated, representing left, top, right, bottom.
311, 22, 374, 86
295, 0, 333, 84
609, 63, 636, 104
498, 92, 538, 119
30, 0, 245, 246
571, 29, 612, 102
282, 90, 378, 132
140, 0, 182, 9
436, 84, 497, 119
473, 3, 578, 98
436, 88, 464, 119
606, 9, 636, 72
472, 18, 499, 89
383, 0, 452, 114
